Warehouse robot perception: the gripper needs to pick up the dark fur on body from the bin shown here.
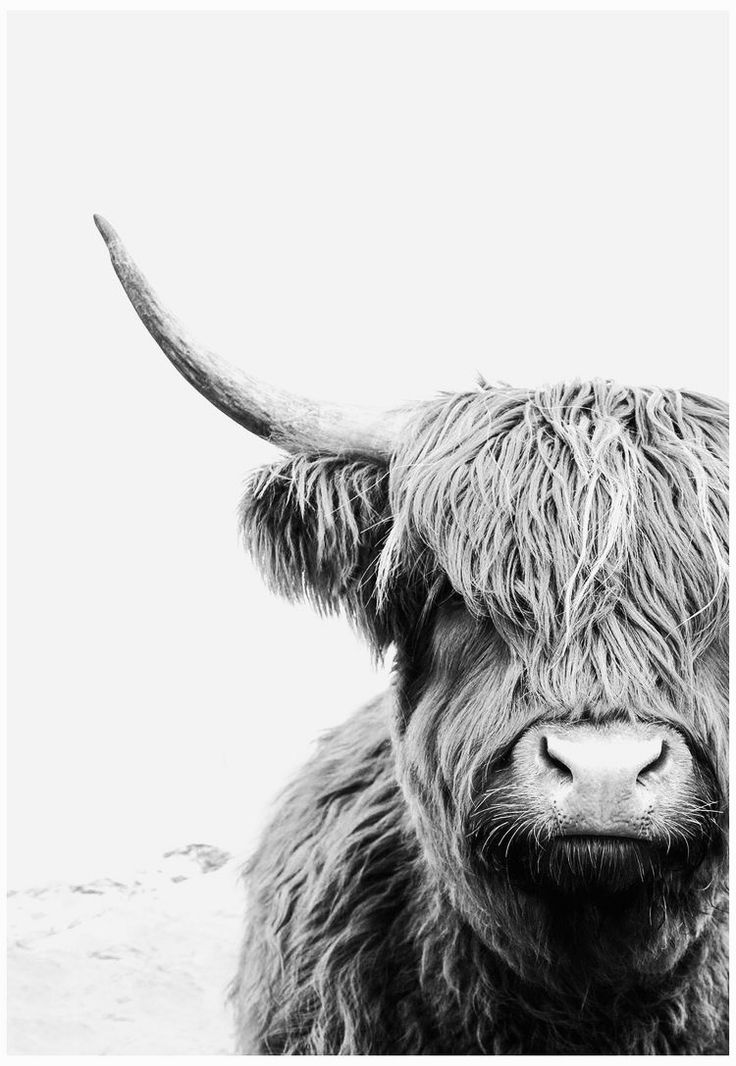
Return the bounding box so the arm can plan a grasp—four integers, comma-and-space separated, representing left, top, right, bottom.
231, 382, 728, 1054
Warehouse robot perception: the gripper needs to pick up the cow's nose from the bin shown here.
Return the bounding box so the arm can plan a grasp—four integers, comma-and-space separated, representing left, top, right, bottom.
528, 725, 686, 838
541, 732, 667, 788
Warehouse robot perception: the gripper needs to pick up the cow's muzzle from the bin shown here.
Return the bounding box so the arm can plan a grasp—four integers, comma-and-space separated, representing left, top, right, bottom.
474, 719, 721, 895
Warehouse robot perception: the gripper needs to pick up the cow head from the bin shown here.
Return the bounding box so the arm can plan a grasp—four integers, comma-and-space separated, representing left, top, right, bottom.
97, 218, 728, 988
382, 387, 727, 986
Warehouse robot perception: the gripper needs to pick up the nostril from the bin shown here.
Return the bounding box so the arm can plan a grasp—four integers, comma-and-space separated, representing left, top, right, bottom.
637, 739, 669, 784
539, 736, 574, 782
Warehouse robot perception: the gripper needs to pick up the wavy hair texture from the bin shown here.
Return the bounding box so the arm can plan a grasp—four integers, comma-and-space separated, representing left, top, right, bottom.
234, 380, 728, 1054
242, 381, 728, 694
380, 381, 728, 703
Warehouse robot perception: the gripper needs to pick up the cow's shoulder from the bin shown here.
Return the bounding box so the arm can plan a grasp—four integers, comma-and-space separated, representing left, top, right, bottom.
231, 691, 430, 1053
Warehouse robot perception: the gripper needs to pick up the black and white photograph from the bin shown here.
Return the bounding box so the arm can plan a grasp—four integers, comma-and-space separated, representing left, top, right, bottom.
5, 9, 729, 1056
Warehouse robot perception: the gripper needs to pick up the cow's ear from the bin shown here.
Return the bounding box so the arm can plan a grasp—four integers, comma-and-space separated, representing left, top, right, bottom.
239, 456, 393, 649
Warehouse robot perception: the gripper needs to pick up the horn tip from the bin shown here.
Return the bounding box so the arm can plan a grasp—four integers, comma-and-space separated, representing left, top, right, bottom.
93, 213, 119, 248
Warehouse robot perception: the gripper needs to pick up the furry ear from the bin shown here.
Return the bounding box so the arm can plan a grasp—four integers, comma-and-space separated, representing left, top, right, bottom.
239, 455, 393, 649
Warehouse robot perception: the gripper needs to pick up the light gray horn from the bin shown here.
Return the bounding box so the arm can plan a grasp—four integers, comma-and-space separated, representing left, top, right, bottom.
94, 216, 405, 459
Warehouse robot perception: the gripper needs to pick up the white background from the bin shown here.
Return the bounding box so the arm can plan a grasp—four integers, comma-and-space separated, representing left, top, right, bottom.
7, 12, 727, 887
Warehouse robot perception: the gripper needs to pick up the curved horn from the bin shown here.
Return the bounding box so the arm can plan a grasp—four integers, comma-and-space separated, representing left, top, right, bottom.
94, 215, 404, 460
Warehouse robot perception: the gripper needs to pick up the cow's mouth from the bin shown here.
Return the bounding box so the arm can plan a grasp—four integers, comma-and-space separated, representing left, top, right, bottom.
489, 834, 705, 899
527, 836, 667, 895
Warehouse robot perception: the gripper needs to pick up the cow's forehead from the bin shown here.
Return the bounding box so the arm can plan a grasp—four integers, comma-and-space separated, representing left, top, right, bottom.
379, 381, 729, 694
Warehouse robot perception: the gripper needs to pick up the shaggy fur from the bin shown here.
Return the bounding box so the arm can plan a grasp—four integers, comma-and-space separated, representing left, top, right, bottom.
231, 380, 728, 1054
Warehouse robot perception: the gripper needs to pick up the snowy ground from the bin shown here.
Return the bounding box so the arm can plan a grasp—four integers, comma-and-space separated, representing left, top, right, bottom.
7, 845, 245, 1055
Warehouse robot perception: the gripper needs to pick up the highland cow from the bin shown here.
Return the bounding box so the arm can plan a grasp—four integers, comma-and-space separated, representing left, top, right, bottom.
96, 216, 728, 1055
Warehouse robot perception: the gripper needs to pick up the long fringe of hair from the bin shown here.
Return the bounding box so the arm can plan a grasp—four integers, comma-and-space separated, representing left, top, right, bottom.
379, 381, 728, 702
241, 380, 728, 704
